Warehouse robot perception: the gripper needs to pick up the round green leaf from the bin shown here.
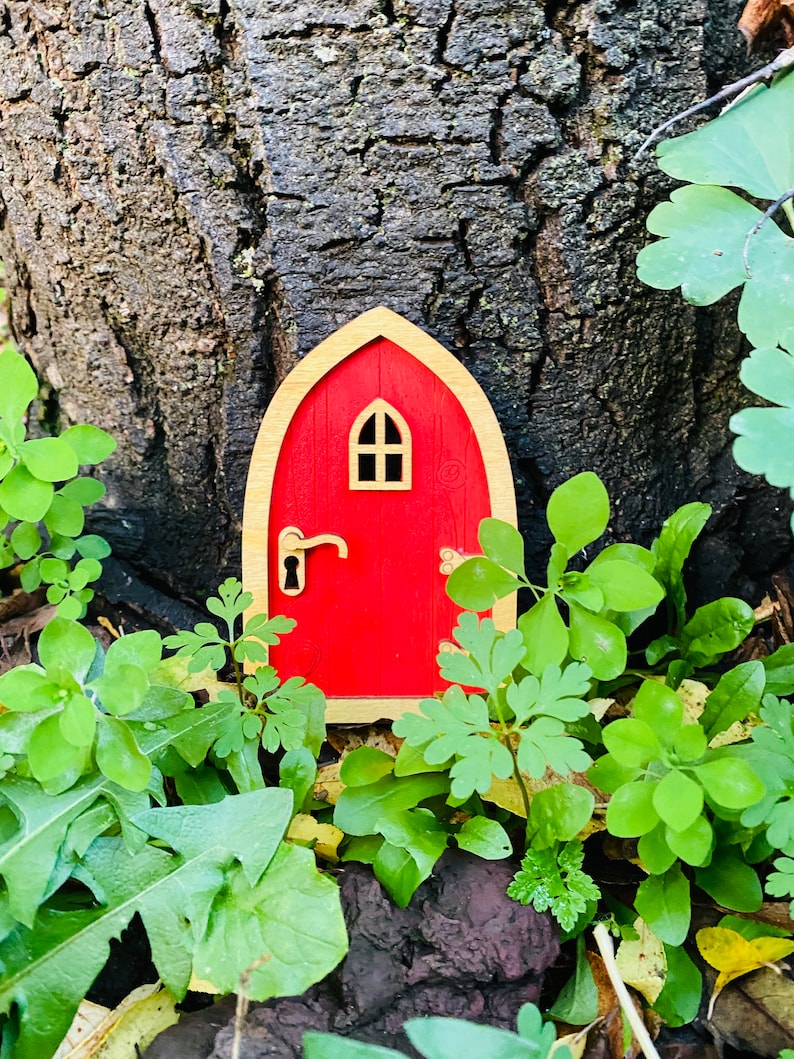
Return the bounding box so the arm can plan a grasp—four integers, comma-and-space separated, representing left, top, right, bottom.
95, 714, 151, 790
58, 477, 106, 505
69, 557, 103, 589
652, 768, 703, 832
586, 559, 664, 612
587, 753, 640, 794
9, 521, 41, 561
59, 424, 117, 465
76, 534, 112, 559
38, 617, 98, 683
105, 629, 163, 675
92, 664, 149, 716
340, 746, 396, 787
568, 602, 626, 680
59, 693, 96, 747
57, 594, 86, 620
19, 437, 78, 482
517, 593, 569, 675
0, 665, 49, 711
0, 463, 53, 522
39, 557, 69, 584
606, 780, 660, 837
665, 815, 713, 867
603, 717, 660, 768
446, 556, 521, 611
28, 713, 86, 782
44, 493, 85, 537
529, 782, 595, 845
633, 680, 683, 745
546, 472, 609, 555
695, 758, 765, 810
456, 816, 512, 859
0, 348, 37, 422
478, 518, 526, 576
671, 723, 707, 763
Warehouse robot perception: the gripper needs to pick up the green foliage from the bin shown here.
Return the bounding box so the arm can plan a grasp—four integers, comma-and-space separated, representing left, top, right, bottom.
0, 585, 348, 1057
636, 69, 794, 528
447, 472, 664, 680
0, 344, 115, 617
507, 840, 600, 933
334, 745, 510, 907
303, 1002, 571, 1059
164, 578, 326, 770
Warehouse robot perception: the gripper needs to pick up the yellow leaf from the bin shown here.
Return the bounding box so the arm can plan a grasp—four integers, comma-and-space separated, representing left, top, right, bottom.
287, 812, 344, 862
55, 983, 179, 1058
315, 762, 344, 806
696, 926, 794, 1017
615, 918, 667, 1004
149, 655, 231, 698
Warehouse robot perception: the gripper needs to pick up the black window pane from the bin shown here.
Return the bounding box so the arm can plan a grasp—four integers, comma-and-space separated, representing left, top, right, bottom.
359, 414, 377, 444
385, 454, 402, 481
358, 453, 377, 481
384, 415, 401, 444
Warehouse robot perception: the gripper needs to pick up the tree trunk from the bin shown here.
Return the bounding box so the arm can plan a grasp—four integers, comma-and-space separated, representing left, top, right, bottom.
0, 0, 786, 621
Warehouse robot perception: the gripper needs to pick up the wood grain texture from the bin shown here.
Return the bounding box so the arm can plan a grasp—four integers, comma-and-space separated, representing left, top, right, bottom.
243, 307, 517, 720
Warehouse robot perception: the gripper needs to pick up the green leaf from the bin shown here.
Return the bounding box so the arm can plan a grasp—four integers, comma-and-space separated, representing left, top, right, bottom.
44, 492, 85, 536
763, 643, 794, 695
546, 472, 609, 556
680, 597, 755, 667
0, 790, 294, 1059
652, 944, 703, 1028
695, 850, 762, 912
372, 841, 425, 908
339, 747, 395, 787
38, 617, 98, 683
528, 782, 595, 848
548, 933, 599, 1023
508, 841, 599, 934
59, 692, 96, 747
695, 757, 765, 810
28, 714, 87, 783
0, 463, 53, 522
638, 824, 678, 875
333, 771, 449, 836
279, 749, 317, 814
700, 661, 765, 739
478, 518, 526, 577
405, 1017, 546, 1059
567, 602, 626, 680
634, 864, 690, 945
192, 842, 347, 997
651, 502, 711, 630
446, 556, 522, 611
633, 680, 684, 745
0, 348, 37, 422
19, 437, 79, 482
586, 559, 664, 612
602, 718, 660, 768
652, 769, 703, 832
665, 815, 713, 867
76, 533, 112, 560
95, 715, 152, 791
455, 816, 512, 859
655, 74, 794, 199
59, 477, 106, 506
731, 346, 794, 490
606, 780, 660, 837
587, 753, 640, 794
0, 665, 49, 712
517, 593, 569, 674
304, 1034, 406, 1059
59, 424, 117, 464
9, 521, 41, 561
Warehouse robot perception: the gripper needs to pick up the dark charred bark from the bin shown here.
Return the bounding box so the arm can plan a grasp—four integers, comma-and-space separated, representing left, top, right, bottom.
0, 0, 786, 617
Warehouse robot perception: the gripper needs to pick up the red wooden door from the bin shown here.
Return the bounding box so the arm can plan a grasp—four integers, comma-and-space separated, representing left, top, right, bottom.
267, 336, 491, 698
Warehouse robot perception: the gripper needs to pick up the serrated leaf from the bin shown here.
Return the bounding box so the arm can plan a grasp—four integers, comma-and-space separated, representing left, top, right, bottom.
546, 472, 609, 556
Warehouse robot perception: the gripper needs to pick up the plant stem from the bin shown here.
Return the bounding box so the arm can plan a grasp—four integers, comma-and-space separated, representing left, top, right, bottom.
231, 640, 245, 707
592, 923, 661, 1059
506, 734, 532, 844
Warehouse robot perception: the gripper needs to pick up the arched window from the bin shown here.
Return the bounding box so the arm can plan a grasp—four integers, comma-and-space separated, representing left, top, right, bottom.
349, 399, 412, 490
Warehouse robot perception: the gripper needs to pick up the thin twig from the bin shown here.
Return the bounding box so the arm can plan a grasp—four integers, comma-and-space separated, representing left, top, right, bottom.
633, 46, 794, 160
743, 184, 794, 276
592, 922, 661, 1059
231, 954, 272, 1059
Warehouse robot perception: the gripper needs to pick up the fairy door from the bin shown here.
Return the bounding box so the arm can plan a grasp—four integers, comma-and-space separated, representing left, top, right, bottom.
242, 307, 517, 722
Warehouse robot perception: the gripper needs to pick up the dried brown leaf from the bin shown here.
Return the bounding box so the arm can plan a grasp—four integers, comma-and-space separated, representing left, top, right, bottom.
739, 0, 794, 49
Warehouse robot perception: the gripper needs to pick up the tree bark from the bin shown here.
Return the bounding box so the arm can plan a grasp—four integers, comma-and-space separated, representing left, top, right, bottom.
0, 0, 786, 619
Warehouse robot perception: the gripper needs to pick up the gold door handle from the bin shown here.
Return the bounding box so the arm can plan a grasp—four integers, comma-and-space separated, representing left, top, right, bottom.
278, 525, 348, 595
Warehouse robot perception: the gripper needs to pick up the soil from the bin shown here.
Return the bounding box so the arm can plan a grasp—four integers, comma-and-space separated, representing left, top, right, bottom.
143, 850, 559, 1059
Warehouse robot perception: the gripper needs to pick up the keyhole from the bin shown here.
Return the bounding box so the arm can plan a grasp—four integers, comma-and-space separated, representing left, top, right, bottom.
283, 555, 300, 590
